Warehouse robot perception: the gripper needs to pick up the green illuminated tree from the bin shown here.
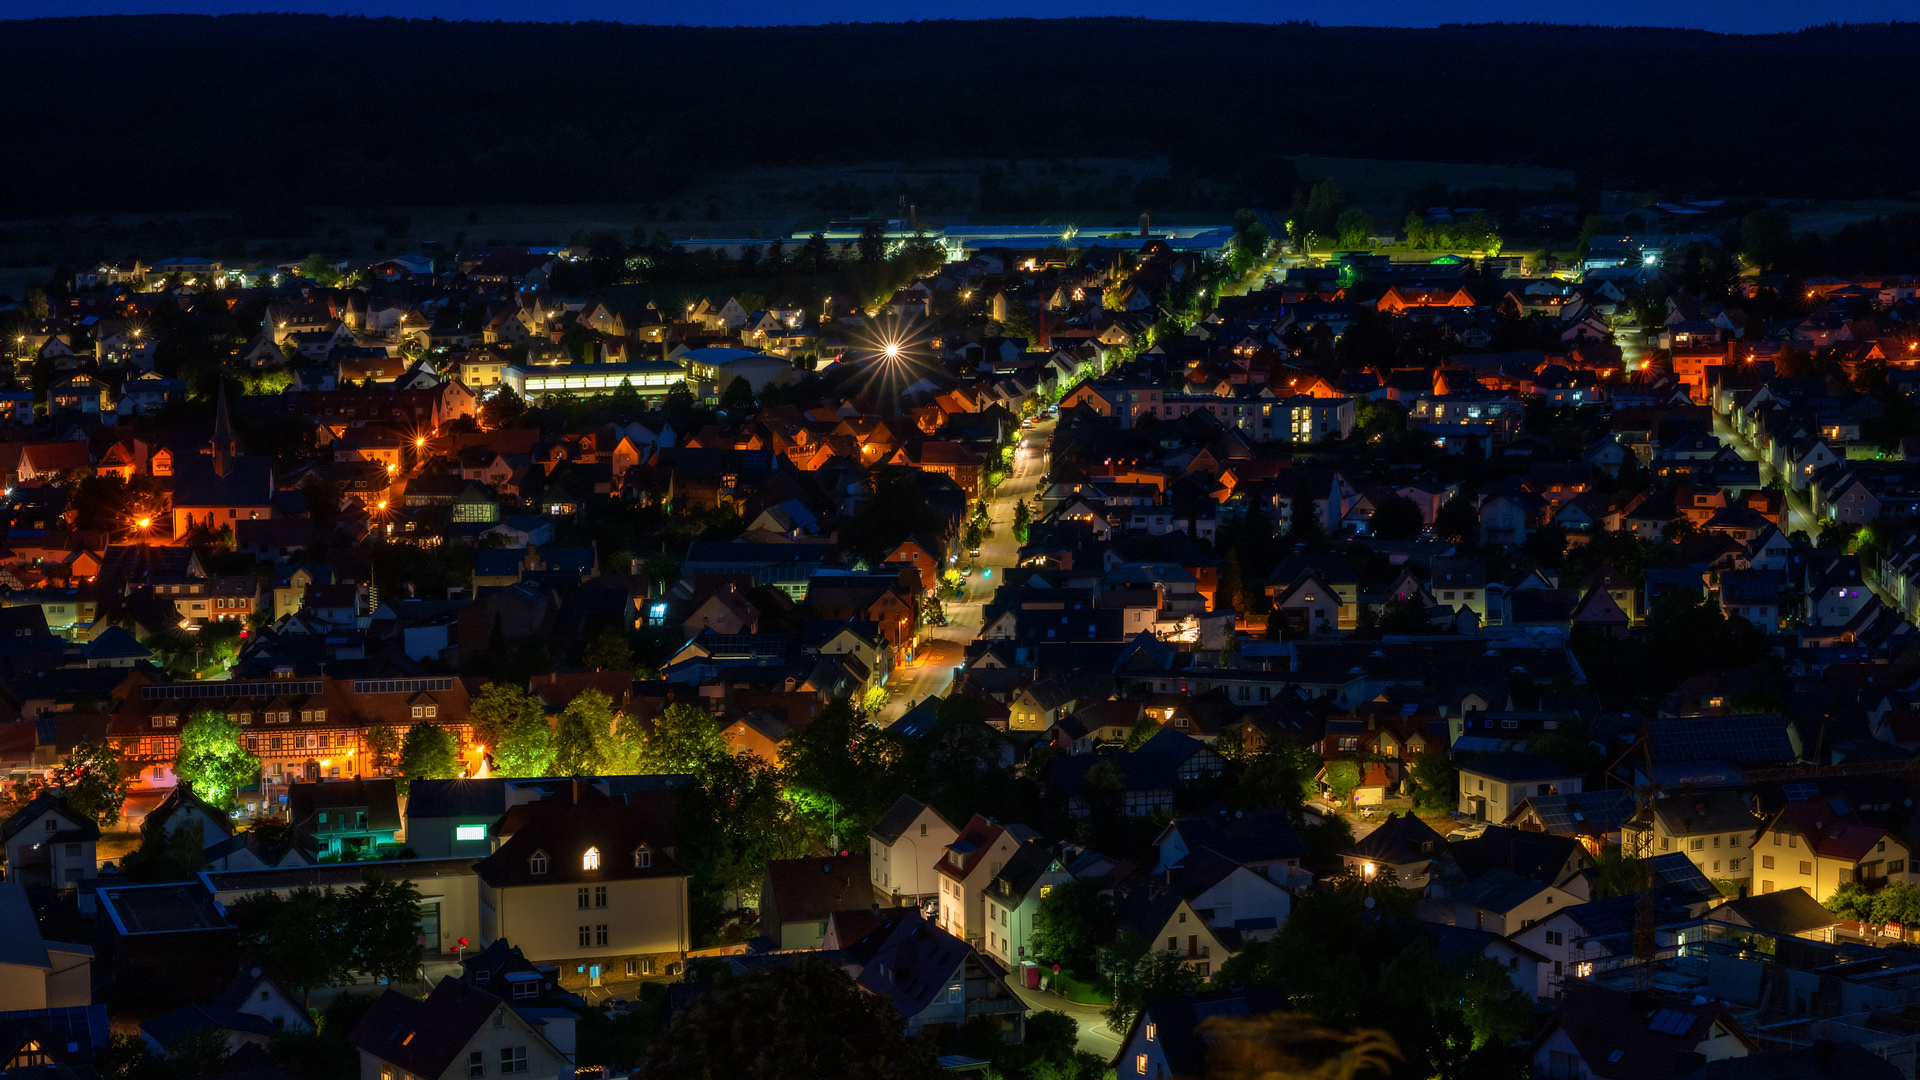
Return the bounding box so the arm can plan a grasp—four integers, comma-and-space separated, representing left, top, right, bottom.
471, 683, 553, 778
397, 723, 458, 795
553, 690, 613, 776
640, 703, 730, 775
174, 709, 261, 808
365, 724, 400, 774
1028, 877, 1114, 972
51, 739, 128, 826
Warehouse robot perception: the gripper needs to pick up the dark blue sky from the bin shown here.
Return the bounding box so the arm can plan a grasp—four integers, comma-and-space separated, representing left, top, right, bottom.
7, 0, 1910, 32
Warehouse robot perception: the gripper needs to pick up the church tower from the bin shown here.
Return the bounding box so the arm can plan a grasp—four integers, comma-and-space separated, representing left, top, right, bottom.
211, 380, 237, 478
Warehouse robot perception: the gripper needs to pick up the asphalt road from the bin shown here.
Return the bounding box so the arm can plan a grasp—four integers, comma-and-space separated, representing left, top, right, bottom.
1711, 411, 1818, 536
1010, 980, 1123, 1058
876, 419, 1054, 725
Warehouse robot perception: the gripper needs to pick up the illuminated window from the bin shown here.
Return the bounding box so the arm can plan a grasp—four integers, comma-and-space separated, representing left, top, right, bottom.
456, 824, 486, 842
1136, 1055, 1148, 1075
583, 847, 601, 871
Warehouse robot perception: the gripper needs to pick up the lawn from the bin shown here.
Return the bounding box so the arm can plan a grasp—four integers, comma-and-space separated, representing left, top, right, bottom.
1048, 968, 1111, 1007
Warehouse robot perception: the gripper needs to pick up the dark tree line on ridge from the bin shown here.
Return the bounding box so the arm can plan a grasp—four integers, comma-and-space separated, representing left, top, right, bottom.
7, 17, 1920, 214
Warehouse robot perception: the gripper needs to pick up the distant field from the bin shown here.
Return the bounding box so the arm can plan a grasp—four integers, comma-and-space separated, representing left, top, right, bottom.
1785, 199, 1920, 236
0, 155, 1241, 272
1289, 155, 1577, 206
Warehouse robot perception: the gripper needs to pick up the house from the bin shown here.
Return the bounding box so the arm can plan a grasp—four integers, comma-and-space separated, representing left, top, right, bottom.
933, 814, 1031, 948
1530, 981, 1752, 1080
1270, 573, 1343, 637
842, 907, 1024, 1041
980, 842, 1073, 971
1153, 810, 1308, 884
1504, 789, 1637, 856
1458, 752, 1583, 824
1050, 729, 1225, 818
1625, 789, 1758, 885
1110, 983, 1291, 1080
0, 793, 99, 890
1717, 569, 1782, 630
760, 854, 871, 951
1112, 884, 1238, 978
1704, 887, 1840, 943
868, 794, 958, 905
349, 977, 575, 1080
288, 779, 402, 859
141, 785, 237, 861
1750, 799, 1915, 903
1340, 812, 1451, 892
0, 880, 91, 1009
1451, 867, 1584, 935
471, 784, 688, 987
140, 965, 313, 1055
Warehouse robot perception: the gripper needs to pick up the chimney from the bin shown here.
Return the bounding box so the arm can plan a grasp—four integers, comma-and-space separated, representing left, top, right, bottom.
1140, 213, 1151, 238
571, 778, 583, 804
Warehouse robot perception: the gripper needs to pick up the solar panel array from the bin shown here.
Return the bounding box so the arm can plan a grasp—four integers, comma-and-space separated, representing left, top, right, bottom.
1649, 716, 1794, 764
143, 680, 324, 700
1527, 790, 1635, 833
1646, 1008, 1695, 1035
1783, 782, 1820, 802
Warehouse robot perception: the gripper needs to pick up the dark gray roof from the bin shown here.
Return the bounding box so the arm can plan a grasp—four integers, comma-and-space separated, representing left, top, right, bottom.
1343, 812, 1445, 866
1458, 750, 1580, 784
1450, 825, 1586, 886
869, 793, 942, 845
405, 778, 510, 819
984, 844, 1057, 905
1650, 789, 1760, 836
1707, 887, 1839, 937
349, 979, 503, 1079
1452, 867, 1550, 914
140, 1004, 273, 1050
1168, 809, 1308, 865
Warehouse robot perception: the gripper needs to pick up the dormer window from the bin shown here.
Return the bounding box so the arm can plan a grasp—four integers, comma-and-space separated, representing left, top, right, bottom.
634, 845, 652, 869
583, 847, 601, 871
529, 850, 549, 875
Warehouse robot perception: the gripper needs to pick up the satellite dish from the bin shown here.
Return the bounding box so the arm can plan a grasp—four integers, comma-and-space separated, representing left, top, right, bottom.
1364, 896, 1375, 910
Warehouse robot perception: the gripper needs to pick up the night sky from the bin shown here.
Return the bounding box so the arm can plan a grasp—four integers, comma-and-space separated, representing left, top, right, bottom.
4, 0, 1911, 33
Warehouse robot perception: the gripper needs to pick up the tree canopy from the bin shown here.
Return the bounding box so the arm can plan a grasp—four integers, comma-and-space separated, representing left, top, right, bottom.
175, 709, 261, 808
645, 960, 939, 1080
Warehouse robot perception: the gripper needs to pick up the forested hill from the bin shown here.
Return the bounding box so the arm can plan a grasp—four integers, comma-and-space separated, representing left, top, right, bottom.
3, 15, 1917, 212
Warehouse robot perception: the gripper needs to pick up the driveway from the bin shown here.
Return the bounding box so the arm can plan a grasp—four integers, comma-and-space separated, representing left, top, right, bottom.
1009, 980, 1122, 1057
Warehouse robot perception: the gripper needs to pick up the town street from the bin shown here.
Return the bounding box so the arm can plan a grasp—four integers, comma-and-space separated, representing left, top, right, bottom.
1009, 980, 1123, 1058
876, 418, 1054, 725
1711, 410, 1819, 536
